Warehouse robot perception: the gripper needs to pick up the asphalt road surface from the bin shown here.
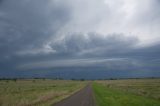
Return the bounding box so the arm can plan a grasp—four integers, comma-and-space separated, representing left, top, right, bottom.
53, 84, 96, 106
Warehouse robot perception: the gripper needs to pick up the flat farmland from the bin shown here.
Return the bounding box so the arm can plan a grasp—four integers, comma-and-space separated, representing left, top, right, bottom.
93, 79, 160, 106
0, 79, 86, 106
0, 79, 160, 106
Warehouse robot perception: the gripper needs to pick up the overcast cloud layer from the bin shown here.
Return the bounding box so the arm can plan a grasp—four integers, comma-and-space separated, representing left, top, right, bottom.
0, 0, 160, 79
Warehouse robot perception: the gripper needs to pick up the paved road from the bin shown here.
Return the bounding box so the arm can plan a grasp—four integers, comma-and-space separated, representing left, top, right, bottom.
53, 84, 95, 106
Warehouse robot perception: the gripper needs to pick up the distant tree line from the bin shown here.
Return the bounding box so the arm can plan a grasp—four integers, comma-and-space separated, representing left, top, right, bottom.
0, 77, 159, 81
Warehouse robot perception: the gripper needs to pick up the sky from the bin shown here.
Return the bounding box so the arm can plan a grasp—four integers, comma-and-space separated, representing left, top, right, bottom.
0, 0, 160, 79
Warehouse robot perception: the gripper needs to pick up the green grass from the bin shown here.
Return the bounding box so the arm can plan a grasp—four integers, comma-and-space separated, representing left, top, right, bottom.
96, 79, 160, 100
93, 80, 160, 106
0, 79, 86, 106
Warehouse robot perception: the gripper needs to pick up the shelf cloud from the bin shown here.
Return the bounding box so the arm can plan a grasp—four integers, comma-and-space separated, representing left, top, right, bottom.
0, 0, 160, 79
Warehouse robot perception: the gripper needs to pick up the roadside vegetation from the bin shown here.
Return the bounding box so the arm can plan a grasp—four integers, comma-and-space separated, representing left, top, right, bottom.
93, 79, 160, 106
0, 79, 86, 106
1, 78, 160, 106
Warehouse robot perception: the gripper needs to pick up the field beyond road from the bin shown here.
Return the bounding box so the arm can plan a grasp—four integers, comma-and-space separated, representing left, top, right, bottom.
93, 79, 160, 106
0, 79, 86, 106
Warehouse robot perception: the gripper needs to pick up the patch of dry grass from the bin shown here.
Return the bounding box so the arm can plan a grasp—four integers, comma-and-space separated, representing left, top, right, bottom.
0, 79, 86, 106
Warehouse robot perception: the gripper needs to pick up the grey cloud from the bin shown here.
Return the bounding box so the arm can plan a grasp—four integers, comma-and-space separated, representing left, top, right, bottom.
0, 0, 70, 57
0, 0, 160, 79
50, 33, 139, 57
18, 58, 129, 69
16, 32, 160, 72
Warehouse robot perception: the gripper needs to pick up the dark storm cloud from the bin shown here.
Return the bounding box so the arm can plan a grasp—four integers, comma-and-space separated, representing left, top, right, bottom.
49, 32, 138, 57
0, 0, 71, 77
15, 32, 160, 76
0, 0, 160, 78
0, 0, 70, 57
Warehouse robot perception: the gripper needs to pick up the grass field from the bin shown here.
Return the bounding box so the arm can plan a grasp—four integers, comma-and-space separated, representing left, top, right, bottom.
93, 79, 160, 106
0, 79, 86, 106
1, 79, 160, 106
